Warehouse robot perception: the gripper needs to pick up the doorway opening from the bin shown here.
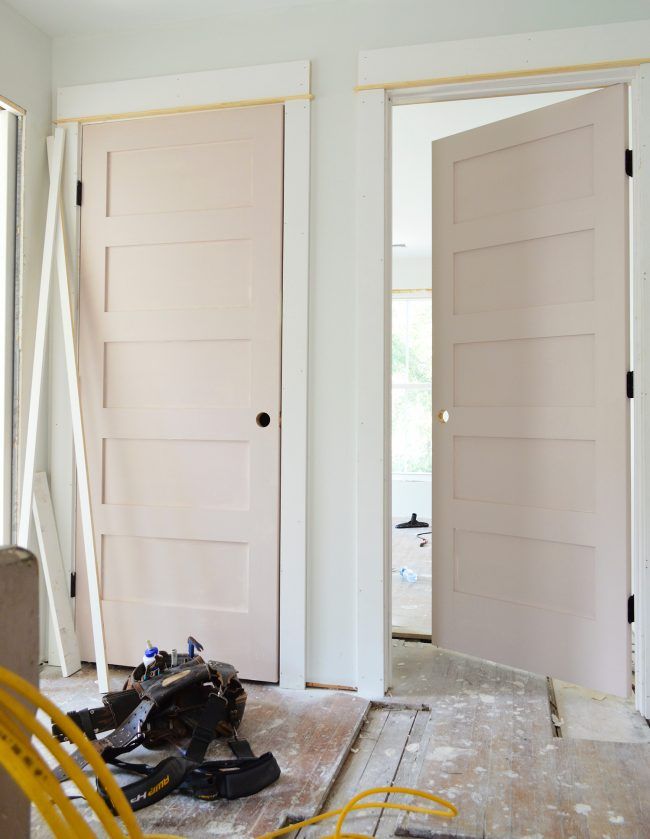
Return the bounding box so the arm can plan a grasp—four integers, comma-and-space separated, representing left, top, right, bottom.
390, 85, 636, 700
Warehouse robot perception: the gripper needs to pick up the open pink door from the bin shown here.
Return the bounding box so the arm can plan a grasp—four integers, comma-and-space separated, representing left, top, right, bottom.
431, 86, 630, 695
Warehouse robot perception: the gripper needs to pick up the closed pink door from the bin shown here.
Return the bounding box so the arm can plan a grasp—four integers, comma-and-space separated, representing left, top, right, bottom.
76, 105, 284, 680
431, 86, 630, 695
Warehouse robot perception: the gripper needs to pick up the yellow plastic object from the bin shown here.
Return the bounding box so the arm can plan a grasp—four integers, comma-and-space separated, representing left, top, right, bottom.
0, 665, 458, 839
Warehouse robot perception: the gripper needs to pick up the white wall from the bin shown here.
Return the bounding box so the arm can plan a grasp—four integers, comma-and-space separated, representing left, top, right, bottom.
392, 255, 430, 290
392, 477, 431, 521
49, 0, 650, 686
0, 0, 51, 657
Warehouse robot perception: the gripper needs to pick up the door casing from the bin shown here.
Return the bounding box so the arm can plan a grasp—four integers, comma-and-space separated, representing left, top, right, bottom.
0, 108, 17, 546
54, 61, 311, 689
356, 25, 650, 717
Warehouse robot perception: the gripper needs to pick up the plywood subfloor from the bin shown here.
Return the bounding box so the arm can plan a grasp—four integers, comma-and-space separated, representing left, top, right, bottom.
553, 678, 650, 744
33, 664, 369, 838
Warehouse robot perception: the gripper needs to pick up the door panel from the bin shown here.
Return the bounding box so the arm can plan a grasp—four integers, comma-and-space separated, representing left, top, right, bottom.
77, 105, 283, 680
432, 86, 630, 695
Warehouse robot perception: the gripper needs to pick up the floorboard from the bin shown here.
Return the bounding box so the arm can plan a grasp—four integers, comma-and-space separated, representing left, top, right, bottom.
374, 710, 431, 839
394, 648, 650, 839
33, 664, 369, 838
32, 645, 650, 838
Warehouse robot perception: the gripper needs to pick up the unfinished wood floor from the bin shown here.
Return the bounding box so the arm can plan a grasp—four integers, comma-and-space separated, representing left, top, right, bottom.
297, 706, 430, 838
300, 644, 650, 839
34, 664, 369, 838
32, 648, 650, 838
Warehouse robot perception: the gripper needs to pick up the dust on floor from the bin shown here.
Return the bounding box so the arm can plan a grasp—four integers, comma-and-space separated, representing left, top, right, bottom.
32, 645, 650, 839
34, 664, 369, 838
301, 642, 650, 839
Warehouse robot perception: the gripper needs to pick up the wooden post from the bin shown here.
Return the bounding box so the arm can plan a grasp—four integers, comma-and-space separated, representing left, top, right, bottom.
0, 547, 38, 839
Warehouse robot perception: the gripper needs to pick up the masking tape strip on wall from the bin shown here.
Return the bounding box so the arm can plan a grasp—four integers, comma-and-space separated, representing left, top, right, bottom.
0, 94, 26, 116
55, 93, 314, 125
354, 57, 650, 92
391, 288, 432, 295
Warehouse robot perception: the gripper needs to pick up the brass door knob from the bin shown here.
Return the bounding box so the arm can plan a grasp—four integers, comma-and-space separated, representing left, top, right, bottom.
437, 409, 450, 424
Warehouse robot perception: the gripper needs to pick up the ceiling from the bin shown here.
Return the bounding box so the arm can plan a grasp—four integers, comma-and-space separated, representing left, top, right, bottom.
4, 0, 338, 37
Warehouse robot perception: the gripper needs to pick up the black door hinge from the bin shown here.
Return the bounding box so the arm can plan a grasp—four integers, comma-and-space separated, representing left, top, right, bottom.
627, 371, 634, 398
628, 594, 634, 624
76, 180, 83, 206
70, 572, 77, 598
625, 149, 633, 177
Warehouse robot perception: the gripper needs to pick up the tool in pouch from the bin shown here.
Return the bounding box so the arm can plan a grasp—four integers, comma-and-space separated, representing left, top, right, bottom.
52, 636, 280, 811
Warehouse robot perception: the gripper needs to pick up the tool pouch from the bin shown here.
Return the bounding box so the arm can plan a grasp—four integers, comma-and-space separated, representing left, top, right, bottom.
52, 640, 279, 812
101, 756, 192, 812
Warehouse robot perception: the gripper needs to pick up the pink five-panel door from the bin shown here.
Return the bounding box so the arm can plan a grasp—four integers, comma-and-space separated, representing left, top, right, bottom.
431, 86, 630, 696
76, 105, 284, 681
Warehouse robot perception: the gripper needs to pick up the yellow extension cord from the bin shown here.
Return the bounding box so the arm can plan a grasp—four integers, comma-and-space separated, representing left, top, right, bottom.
0, 665, 458, 838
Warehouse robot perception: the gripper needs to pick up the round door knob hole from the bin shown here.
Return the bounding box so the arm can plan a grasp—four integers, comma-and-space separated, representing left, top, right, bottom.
256, 412, 271, 427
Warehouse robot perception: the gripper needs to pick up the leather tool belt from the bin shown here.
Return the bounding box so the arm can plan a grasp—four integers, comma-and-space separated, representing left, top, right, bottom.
52, 644, 280, 811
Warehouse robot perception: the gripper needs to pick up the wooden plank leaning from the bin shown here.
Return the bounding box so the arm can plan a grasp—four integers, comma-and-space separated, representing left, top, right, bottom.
19, 127, 109, 692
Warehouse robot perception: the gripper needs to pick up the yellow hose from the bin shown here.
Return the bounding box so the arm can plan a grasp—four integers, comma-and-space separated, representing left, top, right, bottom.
0, 665, 144, 836
0, 665, 458, 839
255, 785, 458, 838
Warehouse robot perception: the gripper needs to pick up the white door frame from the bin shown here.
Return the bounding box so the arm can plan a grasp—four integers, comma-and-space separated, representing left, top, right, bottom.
54, 61, 311, 689
0, 107, 17, 545
356, 20, 650, 717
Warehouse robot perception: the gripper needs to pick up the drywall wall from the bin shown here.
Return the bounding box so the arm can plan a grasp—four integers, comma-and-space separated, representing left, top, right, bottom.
50, 0, 650, 686
392, 477, 431, 521
0, 0, 51, 658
